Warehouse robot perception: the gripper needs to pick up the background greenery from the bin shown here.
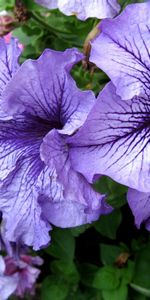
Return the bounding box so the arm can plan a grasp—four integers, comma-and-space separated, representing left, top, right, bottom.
0, 0, 149, 299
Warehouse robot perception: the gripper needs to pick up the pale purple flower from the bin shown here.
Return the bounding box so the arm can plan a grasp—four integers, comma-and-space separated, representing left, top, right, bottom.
68, 82, 150, 192
127, 189, 150, 230
4, 255, 43, 297
0, 256, 18, 300
0, 254, 43, 299
0, 39, 112, 250
68, 3, 150, 191
35, 0, 120, 20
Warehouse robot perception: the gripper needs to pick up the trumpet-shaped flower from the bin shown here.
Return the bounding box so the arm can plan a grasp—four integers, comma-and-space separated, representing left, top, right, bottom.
0, 39, 111, 250
35, 0, 120, 20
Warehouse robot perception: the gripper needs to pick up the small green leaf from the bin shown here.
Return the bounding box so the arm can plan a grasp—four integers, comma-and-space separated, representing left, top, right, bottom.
41, 276, 69, 300
51, 260, 80, 284
95, 210, 122, 239
46, 228, 75, 261
80, 263, 99, 287
102, 284, 128, 300
93, 266, 120, 290
121, 261, 135, 285
100, 244, 123, 265
133, 243, 150, 289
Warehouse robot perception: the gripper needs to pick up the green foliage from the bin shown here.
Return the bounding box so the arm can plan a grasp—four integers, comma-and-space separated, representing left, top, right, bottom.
46, 228, 75, 261
94, 209, 122, 239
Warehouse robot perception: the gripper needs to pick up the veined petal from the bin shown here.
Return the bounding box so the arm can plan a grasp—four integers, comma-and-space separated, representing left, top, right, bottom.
39, 129, 112, 227
0, 115, 52, 250
127, 189, 150, 228
68, 83, 150, 192
0, 38, 21, 96
0, 114, 50, 181
90, 2, 150, 100
35, 0, 120, 19
3, 48, 95, 134
58, 0, 120, 20
0, 155, 51, 250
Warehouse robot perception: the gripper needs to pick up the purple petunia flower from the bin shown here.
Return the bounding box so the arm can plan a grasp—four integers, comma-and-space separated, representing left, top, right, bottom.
0, 226, 43, 299
127, 189, 150, 231
68, 81, 150, 228
67, 2, 150, 229
35, 0, 120, 20
0, 38, 112, 250
0, 254, 43, 299
0, 255, 18, 300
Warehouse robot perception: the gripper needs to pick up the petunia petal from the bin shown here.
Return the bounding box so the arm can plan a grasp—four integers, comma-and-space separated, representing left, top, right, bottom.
35, 0, 120, 20
90, 2, 150, 100
58, 0, 120, 20
39, 129, 112, 227
0, 150, 51, 250
127, 189, 150, 229
3, 48, 95, 134
0, 38, 21, 96
68, 82, 150, 192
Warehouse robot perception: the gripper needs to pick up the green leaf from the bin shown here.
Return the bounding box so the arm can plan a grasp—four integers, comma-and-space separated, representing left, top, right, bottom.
102, 284, 128, 300
41, 276, 69, 300
130, 284, 150, 297
80, 263, 99, 287
93, 266, 120, 290
121, 261, 135, 285
94, 177, 127, 208
51, 260, 80, 284
46, 228, 75, 261
100, 244, 123, 265
70, 224, 89, 237
95, 210, 122, 239
133, 243, 150, 289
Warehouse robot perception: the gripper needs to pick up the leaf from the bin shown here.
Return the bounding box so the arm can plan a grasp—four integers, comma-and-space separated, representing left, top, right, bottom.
51, 260, 80, 284
41, 276, 69, 300
130, 284, 150, 297
70, 224, 89, 237
46, 228, 75, 261
94, 210, 122, 239
94, 177, 127, 208
80, 263, 99, 287
121, 261, 135, 285
100, 244, 123, 265
102, 284, 128, 300
133, 243, 150, 289
93, 266, 120, 290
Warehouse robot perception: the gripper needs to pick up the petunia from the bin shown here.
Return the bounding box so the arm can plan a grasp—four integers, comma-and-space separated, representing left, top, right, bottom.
0, 38, 21, 100
90, 2, 150, 100
35, 0, 120, 20
127, 189, 150, 231
0, 254, 43, 299
0, 256, 18, 300
0, 40, 112, 250
4, 254, 43, 297
68, 82, 150, 193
